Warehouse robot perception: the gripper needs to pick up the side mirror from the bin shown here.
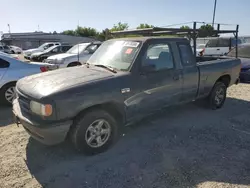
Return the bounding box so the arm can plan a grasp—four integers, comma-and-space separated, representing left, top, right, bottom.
141, 64, 156, 73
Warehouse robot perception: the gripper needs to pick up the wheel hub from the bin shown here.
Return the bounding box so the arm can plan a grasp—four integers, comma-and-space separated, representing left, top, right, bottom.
85, 119, 111, 148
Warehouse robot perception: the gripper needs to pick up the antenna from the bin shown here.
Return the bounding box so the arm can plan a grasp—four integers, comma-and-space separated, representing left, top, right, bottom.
77, 20, 80, 62
38, 25, 40, 31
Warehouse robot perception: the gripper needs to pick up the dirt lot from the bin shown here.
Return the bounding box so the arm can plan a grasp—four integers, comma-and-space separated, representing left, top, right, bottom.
1, 84, 250, 188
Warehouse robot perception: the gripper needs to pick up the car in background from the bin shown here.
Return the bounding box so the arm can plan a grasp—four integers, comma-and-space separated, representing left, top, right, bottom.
0, 51, 20, 59
23, 42, 61, 59
0, 54, 54, 105
203, 37, 245, 56
9, 45, 22, 54
30, 44, 73, 62
0, 45, 11, 54
44, 41, 102, 69
226, 43, 250, 82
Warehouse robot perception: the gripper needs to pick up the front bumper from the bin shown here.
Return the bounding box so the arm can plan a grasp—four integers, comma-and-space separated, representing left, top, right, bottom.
12, 99, 73, 145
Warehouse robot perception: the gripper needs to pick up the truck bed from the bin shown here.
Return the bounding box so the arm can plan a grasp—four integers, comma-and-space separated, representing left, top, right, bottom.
196, 57, 241, 98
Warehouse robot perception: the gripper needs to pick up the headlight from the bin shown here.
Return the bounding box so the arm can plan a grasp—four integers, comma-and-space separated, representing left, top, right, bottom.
30, 101, 53, 116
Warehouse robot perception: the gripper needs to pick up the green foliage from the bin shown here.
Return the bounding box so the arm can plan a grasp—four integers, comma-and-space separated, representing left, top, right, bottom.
75, 26, 99, 37
198, 24, 215, 37
136, 23, 154, 29
180, 25, 190, 29
62, 30, 75, 36
110, 22, 129, 31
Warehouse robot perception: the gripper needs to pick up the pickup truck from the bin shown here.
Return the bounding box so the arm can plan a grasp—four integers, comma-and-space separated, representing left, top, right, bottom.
13, 37, 241, 155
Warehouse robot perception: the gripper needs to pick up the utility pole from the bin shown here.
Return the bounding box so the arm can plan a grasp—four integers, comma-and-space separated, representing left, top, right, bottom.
7, 24, 11, 34
212, 0, 217, 28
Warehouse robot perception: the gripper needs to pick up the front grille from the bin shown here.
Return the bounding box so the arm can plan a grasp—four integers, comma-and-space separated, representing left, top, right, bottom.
17, 91, 31, 117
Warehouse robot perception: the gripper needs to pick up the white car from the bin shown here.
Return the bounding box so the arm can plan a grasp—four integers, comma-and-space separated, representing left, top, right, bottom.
9, 45, 22, 54
23, 42, 61, 59
0, 51, 19, 59
0, 54, 53, 105
44, 42, 102, 69
203, 37, 245, 56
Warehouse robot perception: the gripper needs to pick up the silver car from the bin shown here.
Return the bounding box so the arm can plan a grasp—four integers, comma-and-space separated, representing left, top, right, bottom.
0, 54, 51, 105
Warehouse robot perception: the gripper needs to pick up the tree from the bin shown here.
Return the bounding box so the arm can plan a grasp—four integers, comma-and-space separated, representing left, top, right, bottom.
111, 22, 129, 31
75, 26, 99, 37
180, 25, 190, 30
62, 30, 76, 36
137, 23, 154, 29
198, 24, 215, 37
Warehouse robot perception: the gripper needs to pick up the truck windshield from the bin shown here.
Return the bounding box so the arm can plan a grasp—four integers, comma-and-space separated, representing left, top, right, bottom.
87, 40, 141, 71
67, 43, 90, 54
227, 45, 250, 58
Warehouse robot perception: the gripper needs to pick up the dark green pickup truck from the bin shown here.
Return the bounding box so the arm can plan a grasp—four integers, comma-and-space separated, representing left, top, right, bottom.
13, 37, 241, 155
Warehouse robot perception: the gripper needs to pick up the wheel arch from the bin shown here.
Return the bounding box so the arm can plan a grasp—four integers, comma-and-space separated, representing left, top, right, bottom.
67, 61, 82, 67
215, 74, 231, 87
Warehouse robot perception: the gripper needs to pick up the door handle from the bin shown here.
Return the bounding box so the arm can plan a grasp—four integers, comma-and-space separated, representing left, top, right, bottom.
217, 49, 220, 50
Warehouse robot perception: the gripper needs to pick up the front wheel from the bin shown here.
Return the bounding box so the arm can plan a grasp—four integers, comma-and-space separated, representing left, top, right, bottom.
70, 109, 119, 155
207, 82, 227, 110
0, 83, 16, 105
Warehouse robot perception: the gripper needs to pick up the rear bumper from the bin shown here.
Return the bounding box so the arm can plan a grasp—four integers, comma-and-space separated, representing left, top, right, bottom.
13, 99, 72, 145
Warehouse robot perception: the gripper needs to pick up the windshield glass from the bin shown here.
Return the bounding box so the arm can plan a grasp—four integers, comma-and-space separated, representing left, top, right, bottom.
38, 43, 49, 50
67, 43, 90, 54
43, 45, 58, 53
227, 45, 250, 58
87, 40, 141, 71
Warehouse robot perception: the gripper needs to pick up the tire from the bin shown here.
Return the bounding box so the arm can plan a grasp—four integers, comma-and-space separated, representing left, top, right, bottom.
207, 82, 227, 110
0, 83, 16, 105
70, 109, 119, 155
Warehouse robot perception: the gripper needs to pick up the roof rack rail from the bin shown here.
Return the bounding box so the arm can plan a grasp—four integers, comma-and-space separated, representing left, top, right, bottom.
105, 22, 239, 58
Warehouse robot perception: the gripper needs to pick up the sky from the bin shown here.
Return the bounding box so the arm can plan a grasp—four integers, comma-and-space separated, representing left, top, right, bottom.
1, 0, 250, 36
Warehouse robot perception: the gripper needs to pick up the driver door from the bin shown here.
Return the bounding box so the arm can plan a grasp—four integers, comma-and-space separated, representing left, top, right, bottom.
125, 41, 182, 120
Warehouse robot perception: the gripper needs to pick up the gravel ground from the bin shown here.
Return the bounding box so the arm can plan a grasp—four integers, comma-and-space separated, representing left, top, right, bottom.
1, 84, 250, 188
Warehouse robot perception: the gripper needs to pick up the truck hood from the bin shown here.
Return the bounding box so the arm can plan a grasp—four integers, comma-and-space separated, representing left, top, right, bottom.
17, 66, 114, 99
47, 53, 76, 60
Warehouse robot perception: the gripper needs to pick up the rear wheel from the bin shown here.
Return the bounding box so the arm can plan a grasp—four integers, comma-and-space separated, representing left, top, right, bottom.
70, 109, 119, 155
0, 83, 16, 105
207, 82, 227, 110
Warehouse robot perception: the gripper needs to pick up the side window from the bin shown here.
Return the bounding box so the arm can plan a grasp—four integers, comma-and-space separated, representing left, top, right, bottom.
85, 44, 98, 54
142, 43, 174, 71
62, 46, 72, 52
0, 58, 10, 68
178, 44, 195, 65
48, 44, 54, 47
218, 39, 230, 47
205, 39, 218, 47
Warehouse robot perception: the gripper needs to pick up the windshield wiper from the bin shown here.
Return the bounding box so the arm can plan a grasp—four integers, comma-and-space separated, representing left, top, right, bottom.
94, 64, 117, 73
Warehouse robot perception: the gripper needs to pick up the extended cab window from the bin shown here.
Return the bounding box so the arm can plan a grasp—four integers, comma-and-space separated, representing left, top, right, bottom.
0, 58, 10, 68
142, 44, 174, 70
178, 44, 194, 65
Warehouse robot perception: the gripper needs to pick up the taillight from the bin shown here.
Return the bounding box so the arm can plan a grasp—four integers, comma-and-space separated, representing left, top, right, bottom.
40, 66, 48, 72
